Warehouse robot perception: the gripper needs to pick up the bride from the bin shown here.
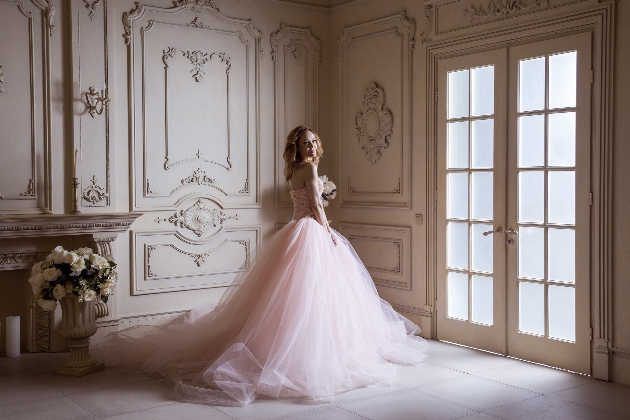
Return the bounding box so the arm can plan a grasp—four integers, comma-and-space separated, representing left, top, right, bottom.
96, 125, 428, 406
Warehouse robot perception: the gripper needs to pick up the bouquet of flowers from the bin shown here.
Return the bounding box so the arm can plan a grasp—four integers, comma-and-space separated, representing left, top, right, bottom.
28, 246, 117, 311
319, 175, 337, 208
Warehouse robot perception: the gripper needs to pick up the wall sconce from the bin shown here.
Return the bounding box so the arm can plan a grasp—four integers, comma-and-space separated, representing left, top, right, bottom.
85, 81, 109, 118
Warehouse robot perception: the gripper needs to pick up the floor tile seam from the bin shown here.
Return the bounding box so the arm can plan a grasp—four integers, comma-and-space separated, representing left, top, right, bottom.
38, 373, 155, 395
425, 360, 520, 376
205, 405, 238, 420
327, 383, 418, 405
544, 392, 630, 418
64, 389, 116, 419
410, 389, 487, 414
424, 361, 477, 375
333, 405, 372, 420
475, 394, 554, 414
266, 404, 332, 420
464, 373, 556, 395
95, 401, 182, 419
0, 373, 36, 382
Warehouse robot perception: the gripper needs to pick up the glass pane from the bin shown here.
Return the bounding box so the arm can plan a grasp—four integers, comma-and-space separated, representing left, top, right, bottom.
548, 228, 575, 283
519, 281, 545, 335
518, 114, 545, 168
448, 272, 469, 320
471, 172, 493, 221
471, 66, 494, 117
472, 275, 493, 325
548, 112, 576, 167
471, 119, 494, 169
519, 57, 546, 112
448, 172, 469, 219
447, 222, 469, 270
548, 285, 576, 341
448, 121, 469, 169
549, 51, 577, 109
519, 227, 544, 280
472, 224, 493, 273
448, 70, 469, 119
519, 171, 544, 223
548, 171, 575, 225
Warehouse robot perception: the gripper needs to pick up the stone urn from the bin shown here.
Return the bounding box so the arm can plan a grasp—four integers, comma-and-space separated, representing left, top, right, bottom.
55, 294, 107, 376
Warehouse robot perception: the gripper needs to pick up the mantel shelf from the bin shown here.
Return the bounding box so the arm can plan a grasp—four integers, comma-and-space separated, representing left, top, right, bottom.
0, 212, 143, 239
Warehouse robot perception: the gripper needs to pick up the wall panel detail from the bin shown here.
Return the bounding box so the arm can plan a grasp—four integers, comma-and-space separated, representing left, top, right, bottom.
123, 1, 262, 211
339, 223, 411, 290
337, 12, 414, 208
271, 24, 320, 207
0, 0, 55, 214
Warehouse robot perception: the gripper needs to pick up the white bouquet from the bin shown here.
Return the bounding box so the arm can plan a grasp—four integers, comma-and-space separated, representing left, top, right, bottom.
28, 246, 117, 311
319, 175, 337, 208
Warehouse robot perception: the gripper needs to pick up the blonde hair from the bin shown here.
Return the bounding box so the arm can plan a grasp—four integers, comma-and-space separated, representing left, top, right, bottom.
283, 125, 323, 182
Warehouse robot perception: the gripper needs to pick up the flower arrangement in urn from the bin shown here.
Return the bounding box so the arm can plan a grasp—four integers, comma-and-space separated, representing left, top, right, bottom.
28, 246, 117, 311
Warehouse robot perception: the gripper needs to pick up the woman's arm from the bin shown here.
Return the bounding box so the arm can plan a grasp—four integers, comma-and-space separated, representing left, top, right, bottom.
303, 163, 329, 230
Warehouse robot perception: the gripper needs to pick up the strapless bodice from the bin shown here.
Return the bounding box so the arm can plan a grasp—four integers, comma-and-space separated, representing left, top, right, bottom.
290, 178, 323, 221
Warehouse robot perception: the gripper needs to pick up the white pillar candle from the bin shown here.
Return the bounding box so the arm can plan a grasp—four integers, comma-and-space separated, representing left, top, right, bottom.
6, 316, 20, 358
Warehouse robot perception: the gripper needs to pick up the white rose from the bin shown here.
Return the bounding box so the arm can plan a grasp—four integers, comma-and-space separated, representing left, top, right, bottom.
38, 299, 57, 311
53, 250, 69, 265
70, 258, 86, 276
42, 267, 61, 282
63, 252, 79, 265
90, 254, 109, 270
31, 262, 43, 275
100, 281, 116, 296
52, 284, 66, 300
78, 247, 93, 256
82, 290, 97, 301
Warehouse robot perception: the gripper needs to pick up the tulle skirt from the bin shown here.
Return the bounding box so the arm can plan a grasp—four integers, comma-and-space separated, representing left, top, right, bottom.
95, 217, 428, 406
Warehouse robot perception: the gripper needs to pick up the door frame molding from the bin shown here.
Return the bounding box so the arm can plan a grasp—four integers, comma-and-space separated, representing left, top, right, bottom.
425, 1, 616, 379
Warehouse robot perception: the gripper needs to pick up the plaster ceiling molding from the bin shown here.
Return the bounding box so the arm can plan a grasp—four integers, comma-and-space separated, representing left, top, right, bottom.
82, 0, 100, 21
355, 83, 393, 164
463, 0, 549, 22
155, 199, 239, 237
82, 175, 107, 204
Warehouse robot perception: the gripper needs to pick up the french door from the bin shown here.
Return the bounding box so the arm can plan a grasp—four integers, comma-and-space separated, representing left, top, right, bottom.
436, 32, 592, 373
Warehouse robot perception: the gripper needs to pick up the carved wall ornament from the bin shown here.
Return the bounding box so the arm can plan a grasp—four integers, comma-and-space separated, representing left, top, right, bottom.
146, 179, 158, 195
463, 0, 549, 22
0, 251, 49, 270
173, 0, 220, 13
36, 306, 50, 352
82, 175, 107, 204
0, 193, 4, 200
187, 17, 208, 28
162, 47, 231, 81
419, 5, 433, 44
285, 38, 306, 59
270, 24, 321, 65
181, 168, 215, 186
154, 200, 239, 237
82, 0, 101, 20
239, 179, 249, 194
0, 65, 4, 94
347, 178, 401, 194
355, 83, 393, 164
238, 240, 250, 269
85, 86, 109, 117
19, 179, 35, 197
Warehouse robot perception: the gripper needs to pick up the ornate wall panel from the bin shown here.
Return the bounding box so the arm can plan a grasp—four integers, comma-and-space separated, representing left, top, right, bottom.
0, 0, 55, 214
131, 196, 259, 295
339, 223, 411, 290
73, 0, 112, 208
124, 1, 262, 211
337, 12, 415, 208
271, 24, 321, 207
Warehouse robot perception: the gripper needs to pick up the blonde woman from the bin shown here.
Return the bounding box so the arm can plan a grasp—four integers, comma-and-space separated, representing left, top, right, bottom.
97, 126, 427, 406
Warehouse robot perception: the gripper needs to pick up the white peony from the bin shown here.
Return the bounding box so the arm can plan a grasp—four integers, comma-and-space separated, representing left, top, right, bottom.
38, 299, 57, 311
77, 247, 93, 256
70, 257, 86, 276
52, 284, 66, 300
99, 281, 116, 296
42, 267, 61, 282
31, 262, 43, 275
82, 289, 97, 301
89, 254, 109, 270
63, 252, 79, 265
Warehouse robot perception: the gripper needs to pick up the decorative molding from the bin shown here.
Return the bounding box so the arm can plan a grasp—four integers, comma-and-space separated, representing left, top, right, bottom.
0, 213, 142, 238
237, 240, 250, 269
180, 168, 215, 187
85, 86, 109, 117
270, 24, 321, 64
355, 83, 393, 164
0, 64, 4, 93
154, 200, 239, 237
463, 0, 549, 22
146, 179, 158, 195
348, 237, 402, 274
30, 0, 56, 36
36, 305, 50, 352
347, 177, 401, 194
286, 38, 306, 59
162, 47, 231, 81
419, 5, 433, 44
82, 175, 107, 204
147, 240, 229, 270
0, 251, 49, 270
187, 17, 208, 28
239, 179, 249, 194
82, 0, 100, 20
173, 0, 220, 13
390, 303, 433, 317
19, 179, 35, 197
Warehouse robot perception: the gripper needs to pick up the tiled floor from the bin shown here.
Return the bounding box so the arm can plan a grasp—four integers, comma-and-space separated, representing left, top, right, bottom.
1, 340, 629, 420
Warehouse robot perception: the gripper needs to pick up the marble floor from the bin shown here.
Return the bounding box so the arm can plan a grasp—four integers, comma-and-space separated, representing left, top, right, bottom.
1, 340, 629, 420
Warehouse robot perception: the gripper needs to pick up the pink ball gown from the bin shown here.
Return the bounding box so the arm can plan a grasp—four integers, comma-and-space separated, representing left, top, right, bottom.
96, 178, 428, 406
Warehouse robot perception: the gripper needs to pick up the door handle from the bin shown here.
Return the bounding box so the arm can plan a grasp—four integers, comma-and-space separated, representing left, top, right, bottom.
482, 227, 502, 236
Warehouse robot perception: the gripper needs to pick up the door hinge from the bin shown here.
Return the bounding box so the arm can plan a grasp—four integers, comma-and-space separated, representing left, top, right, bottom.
591, 69, 594, 84
590, 327, 593, 341
590, 192, 593, 206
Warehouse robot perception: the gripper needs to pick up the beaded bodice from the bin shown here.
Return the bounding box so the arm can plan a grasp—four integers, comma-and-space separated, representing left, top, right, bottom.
290, 178, 323, 221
